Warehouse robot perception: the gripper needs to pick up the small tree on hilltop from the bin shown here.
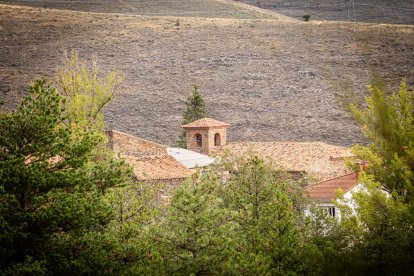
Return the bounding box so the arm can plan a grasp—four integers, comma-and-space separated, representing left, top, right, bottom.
175, 85, 206, 148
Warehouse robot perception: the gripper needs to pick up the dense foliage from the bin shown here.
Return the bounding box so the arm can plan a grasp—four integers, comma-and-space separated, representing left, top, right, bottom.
350, 81, 414, 201
341, 81, 414, 274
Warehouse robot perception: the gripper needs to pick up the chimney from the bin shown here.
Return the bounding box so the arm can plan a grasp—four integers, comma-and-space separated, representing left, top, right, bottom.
106, 130, 114, 150
356, 161, 366, 179
359, 162, 366, 172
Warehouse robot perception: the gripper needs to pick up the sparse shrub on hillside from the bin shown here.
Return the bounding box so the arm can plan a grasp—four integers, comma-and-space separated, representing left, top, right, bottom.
303, 14, 311, 21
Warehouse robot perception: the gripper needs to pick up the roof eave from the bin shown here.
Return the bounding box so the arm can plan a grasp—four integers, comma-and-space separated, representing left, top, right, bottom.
182, 125, 230, 129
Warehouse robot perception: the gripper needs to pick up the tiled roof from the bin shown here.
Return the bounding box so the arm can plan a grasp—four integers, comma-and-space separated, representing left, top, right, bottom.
106, 130, 192, 181
215, 142, 354, 182
122, 154, 192, 180
182, 117, 230, 128
306, 173, 358, 201
107, 130, 167, 157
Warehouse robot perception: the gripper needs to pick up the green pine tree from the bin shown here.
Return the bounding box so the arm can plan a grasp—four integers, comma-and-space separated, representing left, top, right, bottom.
175, 85, 206, 148
153, 173, 236, 274
222, 156, 304, 274
0, 80, 131, 274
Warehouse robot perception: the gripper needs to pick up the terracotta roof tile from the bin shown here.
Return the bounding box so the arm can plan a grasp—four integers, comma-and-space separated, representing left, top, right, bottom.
106, 130, 192, 181
182, 117, 230, 128
122, 154, 192, 180
215, 142, 354, 182
107, 130, 167, 157
306, 173, 358, 201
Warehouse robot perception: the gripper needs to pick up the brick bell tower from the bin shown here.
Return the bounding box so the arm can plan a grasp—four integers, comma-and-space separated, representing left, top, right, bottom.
182, 117, 230, 155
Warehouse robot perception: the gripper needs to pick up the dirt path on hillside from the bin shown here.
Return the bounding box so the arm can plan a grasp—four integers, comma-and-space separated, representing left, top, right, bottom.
214, 0, 296, 21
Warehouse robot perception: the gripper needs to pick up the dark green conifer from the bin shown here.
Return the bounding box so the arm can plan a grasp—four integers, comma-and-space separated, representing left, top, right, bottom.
0, 80, 130, 274
175, 85, 206, 148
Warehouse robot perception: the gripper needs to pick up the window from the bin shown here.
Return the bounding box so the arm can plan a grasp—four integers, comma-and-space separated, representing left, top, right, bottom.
214, 133, 221, 146
327, 207, 336, 217
195, 133, 202, 147
320, 206, 336, 217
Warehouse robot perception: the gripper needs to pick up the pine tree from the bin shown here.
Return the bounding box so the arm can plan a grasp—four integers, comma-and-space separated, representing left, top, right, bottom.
175, 85, 206, 148
222, 156, 304, 274
154, 173, 236, 274
182, 85, 206, 124
0, 80, 130, 273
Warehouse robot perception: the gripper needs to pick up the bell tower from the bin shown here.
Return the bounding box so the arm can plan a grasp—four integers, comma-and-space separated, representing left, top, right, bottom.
182, 117, 230, 155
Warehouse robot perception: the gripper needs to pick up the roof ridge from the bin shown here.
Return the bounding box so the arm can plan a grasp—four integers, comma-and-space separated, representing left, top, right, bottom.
182, 117, 230, 128
123, 153, 170, 160
108, 129, 167, 148
226, 141, 337, 145
122, 154, 192, 180
307, 172, 357, 187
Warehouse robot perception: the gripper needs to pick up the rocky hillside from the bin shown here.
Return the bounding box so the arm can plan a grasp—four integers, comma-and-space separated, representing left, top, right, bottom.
1, 2, 413, 147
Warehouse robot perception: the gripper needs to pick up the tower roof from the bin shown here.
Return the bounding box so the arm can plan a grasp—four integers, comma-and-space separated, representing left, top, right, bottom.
182, 117, 230, 129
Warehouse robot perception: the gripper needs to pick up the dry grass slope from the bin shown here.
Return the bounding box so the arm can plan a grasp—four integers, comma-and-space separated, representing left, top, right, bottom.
0, 2, 413, 147
0, 0, 280, 19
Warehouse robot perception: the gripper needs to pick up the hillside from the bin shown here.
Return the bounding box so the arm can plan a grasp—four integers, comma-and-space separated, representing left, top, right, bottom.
240, 0, 414, 24
0, 0, 283, 19
0, 2, 413, 147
